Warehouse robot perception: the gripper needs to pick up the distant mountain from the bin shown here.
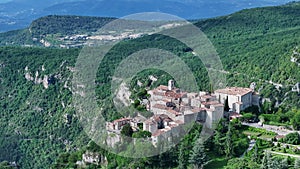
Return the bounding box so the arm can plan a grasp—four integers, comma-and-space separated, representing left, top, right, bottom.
0, 0, 296, 32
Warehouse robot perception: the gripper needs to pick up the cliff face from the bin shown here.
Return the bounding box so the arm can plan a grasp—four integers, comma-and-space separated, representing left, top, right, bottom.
0, 47, 89, 168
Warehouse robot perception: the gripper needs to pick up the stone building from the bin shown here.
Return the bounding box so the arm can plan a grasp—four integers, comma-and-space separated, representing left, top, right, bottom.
147, 80, 224, 141
214, 87, 260, 113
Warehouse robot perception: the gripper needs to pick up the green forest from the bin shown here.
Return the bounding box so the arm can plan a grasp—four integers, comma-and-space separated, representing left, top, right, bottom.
0, 1, 299, 169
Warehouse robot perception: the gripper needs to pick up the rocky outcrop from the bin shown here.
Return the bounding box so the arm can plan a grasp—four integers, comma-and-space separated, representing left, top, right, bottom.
24, 66, 50, 89
114, 82, 131, 107
82, 152, 100, 165
291, 47, 300, 66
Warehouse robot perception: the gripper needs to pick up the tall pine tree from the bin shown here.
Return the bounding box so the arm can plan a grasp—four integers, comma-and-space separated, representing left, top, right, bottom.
178, 144, 186, 169
189, 138, 208, 169
225, 124, 234, 158
252, 143, 259, 163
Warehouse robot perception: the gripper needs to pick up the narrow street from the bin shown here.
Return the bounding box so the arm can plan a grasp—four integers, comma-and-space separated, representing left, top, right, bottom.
268, 151, 300, 158
242, 122, 300, 136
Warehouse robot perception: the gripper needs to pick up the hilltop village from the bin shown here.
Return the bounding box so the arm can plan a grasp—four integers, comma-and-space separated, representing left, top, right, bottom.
106, 80, 260, 146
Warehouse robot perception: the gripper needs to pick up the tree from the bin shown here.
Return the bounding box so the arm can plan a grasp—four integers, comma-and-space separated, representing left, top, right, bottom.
121, 124, 133, 137
225, 124, 234, 158
133, 99, 141, 108
261, 151, 271, 169
280, 158, 288, 169
252, 143, 259, 163
284, 132, 300, 145
213, 130, 225, 155
224, 96, 230, 112
292, 111, 300, 130
241, 113, 255, 122
178, 144, 186, 169
295, 158, 300, 169
259, 115, 265, 124
0, 161, 14, 169
225, 158, 247, 169
269, 158, 281, 169
132, 130, 151, 138
189, 138, 208, 169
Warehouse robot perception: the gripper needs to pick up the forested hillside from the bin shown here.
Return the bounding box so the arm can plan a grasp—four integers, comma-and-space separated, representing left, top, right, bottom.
0, 2, 300, 168
197, 2, 300, 109
0, 47, 89, 168
0, 16, 116, 46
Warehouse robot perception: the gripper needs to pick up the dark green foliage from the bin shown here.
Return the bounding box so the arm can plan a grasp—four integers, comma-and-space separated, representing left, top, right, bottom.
295, 158, 300, 169
189, 138, 208, 169
0, 161, 15, 169
252, 143, 259, 163
0, 47, 89, 168
29, 15, 115, 36
225, 158, 260, 169
132, 130, 151, 138
241, 113, 255, 122
120, 124, 133, 137
292, 111, 300, 130
261, 151, 271, 169
133, 100, 141, 108
225, 124, 234, 158
284, 132, 300, 145
224, 96, 230, 112
213, 120, 250, 158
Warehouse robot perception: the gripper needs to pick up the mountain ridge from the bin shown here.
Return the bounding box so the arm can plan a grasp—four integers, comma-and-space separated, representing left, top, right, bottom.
0, 0, 295, 32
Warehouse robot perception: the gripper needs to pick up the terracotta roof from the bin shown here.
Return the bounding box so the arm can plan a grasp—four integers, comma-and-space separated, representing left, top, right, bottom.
215, 87, 253, 96
153, 104, 168, 110
212, 104, 224, 107
191, 107, 207, 113
157, 85, 169, 91
165, 90, 182, 99
152, 90, 165, 96
201, 101, 220, 105
187, 92, 198, 96
144, 119, 156, 125
201, 95, 214, 99
167, 109, 181, 116
113, 118, 131, 123
152, 114, 173, 122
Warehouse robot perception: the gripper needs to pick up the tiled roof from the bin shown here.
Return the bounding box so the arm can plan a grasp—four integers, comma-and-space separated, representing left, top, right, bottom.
113, 118, 131, 123
165, 90, 183, 99
201, 101, 220, 105
153, 104, 168, 110
157, 85, 169, 91
191, 107, 207, 113
215, 87, 253, 96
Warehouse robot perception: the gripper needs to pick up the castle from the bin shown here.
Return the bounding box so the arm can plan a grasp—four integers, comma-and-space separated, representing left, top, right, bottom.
106, 80, 259, 146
